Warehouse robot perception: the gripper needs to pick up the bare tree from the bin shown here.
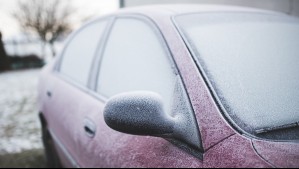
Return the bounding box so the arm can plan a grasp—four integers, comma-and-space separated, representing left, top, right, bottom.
13, 0, 75, 57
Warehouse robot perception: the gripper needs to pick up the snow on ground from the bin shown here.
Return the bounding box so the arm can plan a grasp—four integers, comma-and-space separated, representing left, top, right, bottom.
0, 69, 42, 155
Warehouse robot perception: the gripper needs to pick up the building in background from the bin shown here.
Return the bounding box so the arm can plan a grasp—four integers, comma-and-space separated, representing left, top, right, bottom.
119, 0, 299, 17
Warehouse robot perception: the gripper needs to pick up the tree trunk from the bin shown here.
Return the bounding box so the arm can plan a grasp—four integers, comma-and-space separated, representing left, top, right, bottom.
41, 42, 47, 59
49, 42, 56, 57
0, 32, 10, 71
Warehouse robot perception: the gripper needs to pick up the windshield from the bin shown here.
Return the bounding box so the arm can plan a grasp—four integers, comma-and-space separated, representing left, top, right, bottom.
175, 12, 299, 137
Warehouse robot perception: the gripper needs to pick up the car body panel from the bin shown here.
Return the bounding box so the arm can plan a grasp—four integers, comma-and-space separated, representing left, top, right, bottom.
41, 66, 204, 168
204, 134, 272, 168
38, 5, 299, 168
43, 74, 85, 167
79, 98, 203, 167
253, 140, 299, 168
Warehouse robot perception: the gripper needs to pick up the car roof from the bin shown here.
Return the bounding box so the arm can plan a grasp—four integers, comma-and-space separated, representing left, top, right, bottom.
116, 4, 283, 17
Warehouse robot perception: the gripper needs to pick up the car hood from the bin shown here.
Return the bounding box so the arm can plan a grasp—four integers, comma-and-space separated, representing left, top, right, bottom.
252, 140, 299, 168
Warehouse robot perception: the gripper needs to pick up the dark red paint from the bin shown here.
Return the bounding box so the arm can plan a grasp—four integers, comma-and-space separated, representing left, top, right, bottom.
39, 5, 299, 168
253, 140, 299, 168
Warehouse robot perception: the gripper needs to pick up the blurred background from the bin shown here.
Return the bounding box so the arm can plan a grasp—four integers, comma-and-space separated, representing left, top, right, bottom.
0, 0, 298, 168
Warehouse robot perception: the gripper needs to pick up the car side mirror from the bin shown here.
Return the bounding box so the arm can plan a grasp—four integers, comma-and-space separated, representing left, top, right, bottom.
103, 92, 175, 137
103, 79, 204, 157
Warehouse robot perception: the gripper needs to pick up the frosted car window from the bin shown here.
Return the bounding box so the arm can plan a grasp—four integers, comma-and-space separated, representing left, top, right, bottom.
60, 21, 108, 86
97, 18, 176, 113
176, 13, 299, 133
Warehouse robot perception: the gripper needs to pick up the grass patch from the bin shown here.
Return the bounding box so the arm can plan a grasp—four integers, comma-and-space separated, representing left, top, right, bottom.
0, 149, 46, 168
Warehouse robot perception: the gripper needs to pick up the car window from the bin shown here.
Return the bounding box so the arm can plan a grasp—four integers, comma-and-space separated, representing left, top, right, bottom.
60, 20, 108, 86
97, 18, 176, 113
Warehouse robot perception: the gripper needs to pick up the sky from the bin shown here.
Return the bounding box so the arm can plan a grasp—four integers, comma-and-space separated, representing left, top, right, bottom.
0, 0, 119, 40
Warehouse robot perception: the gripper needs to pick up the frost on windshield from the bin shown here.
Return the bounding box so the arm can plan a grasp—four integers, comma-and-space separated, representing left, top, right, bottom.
177, 13, 299, 133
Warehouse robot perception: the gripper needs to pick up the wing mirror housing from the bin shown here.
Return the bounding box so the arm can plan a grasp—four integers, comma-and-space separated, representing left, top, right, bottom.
103, 85, 203, 157
103, 92, 175, 137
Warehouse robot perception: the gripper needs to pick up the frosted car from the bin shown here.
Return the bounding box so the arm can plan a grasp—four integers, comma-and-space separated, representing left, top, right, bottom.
38, 5, 299, 168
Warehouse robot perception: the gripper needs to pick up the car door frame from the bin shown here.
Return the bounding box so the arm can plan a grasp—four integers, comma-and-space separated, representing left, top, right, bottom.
50, 13, 204, 167
89, 14, 180, 100
46, 16, 115, 167
88, 13, 204, 163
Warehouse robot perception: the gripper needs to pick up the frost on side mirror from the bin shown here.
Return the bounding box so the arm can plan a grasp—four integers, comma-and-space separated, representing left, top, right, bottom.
104, 78, 203, 157
103, 92, 175, 137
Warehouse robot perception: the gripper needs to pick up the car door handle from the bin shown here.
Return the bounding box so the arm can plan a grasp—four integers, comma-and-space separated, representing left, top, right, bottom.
84, 118, 96, 138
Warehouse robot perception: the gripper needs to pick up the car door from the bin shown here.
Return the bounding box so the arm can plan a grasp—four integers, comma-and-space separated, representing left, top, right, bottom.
43, 18, 110, 167
77, 15, 204, 167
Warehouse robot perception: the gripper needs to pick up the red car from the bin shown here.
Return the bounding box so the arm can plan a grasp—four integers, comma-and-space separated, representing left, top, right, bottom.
38, 5, 299, 168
